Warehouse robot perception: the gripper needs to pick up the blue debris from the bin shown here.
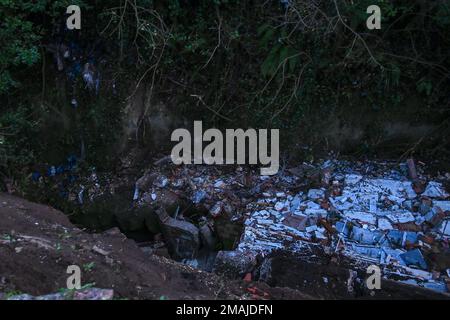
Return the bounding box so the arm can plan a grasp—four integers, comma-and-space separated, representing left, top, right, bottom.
68, 61, 82, 81
32, 172, 41, 182
78, 186, 85, 205
133, 185, 139, 201
421, 281, 448, 293
71, 98, 78, 109
290, 194, 302, 211
335, 221, 351, 237
47, 166, 57, 177
351, 244, 381, 259
56, 165, 66, 175
387, 230, 418, 247
381, 247, 407, 266
45, 156, 78, 179
351, 226, 384, 245
280, 0, 290, 9
193, 190, 207, 204
67, 155, 77, 169
400, 249, 428, 269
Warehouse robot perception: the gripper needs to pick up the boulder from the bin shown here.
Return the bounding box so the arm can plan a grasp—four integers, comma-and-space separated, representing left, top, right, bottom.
155, 208, 199, 260
200, 223, 217, 250
213, 250, 257, 278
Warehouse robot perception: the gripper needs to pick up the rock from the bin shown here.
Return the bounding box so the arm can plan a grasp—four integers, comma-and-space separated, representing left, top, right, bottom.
115, 207, 149, 232
157, 190, 184, 213
155, 208, 199, 260
200, 223, 217, 250
213, 250, 257, 278
214, 215, 243, 250
136, 172, 157, 191
153, 175, 169, 188
144, 210, 161, 234
76, 193, 126, 231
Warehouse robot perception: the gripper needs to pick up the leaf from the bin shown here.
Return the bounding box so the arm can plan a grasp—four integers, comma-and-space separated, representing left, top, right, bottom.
261, 44, 281, 77
259, 28, 275, 49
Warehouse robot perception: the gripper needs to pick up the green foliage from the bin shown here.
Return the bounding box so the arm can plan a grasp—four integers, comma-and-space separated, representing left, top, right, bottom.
83, 262, 96, 272
1, 0, 450, 181
0, 105, 41, 171
5, 290, 24, 299
0, 0, 88, 93
417, 78, 433, 96
0, 1, 42, 93
259, 26, 300, 78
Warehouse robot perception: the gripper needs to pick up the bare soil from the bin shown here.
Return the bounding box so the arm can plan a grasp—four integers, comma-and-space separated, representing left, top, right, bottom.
0, 193, 311, 300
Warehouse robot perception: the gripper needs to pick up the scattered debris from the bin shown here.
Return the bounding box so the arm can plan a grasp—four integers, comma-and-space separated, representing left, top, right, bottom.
37, 156, 450, 295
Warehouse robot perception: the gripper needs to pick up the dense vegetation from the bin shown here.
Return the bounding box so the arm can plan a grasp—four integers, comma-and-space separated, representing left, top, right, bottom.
1, 0, 450, 181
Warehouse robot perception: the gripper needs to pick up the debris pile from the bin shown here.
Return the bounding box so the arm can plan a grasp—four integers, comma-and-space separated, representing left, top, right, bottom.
43, 156, 450, 294
233, 161, 450, 294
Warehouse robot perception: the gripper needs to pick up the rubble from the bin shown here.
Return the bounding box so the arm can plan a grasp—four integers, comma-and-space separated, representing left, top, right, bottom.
213, 250, 257, 278
55, 156, 450, 295
155, 208, 200, 260
400, 249, 428, 269
190, 160, 449, 294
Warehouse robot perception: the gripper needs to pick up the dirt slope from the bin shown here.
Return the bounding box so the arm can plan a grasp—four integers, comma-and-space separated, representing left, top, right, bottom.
0, 193, 312, 300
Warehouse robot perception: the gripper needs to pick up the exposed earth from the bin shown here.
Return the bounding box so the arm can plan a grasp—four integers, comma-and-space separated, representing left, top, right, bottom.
0, 193, 312, 300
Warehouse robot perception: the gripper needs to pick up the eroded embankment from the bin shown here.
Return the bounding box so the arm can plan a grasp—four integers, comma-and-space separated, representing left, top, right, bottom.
1, 193, 310, 300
